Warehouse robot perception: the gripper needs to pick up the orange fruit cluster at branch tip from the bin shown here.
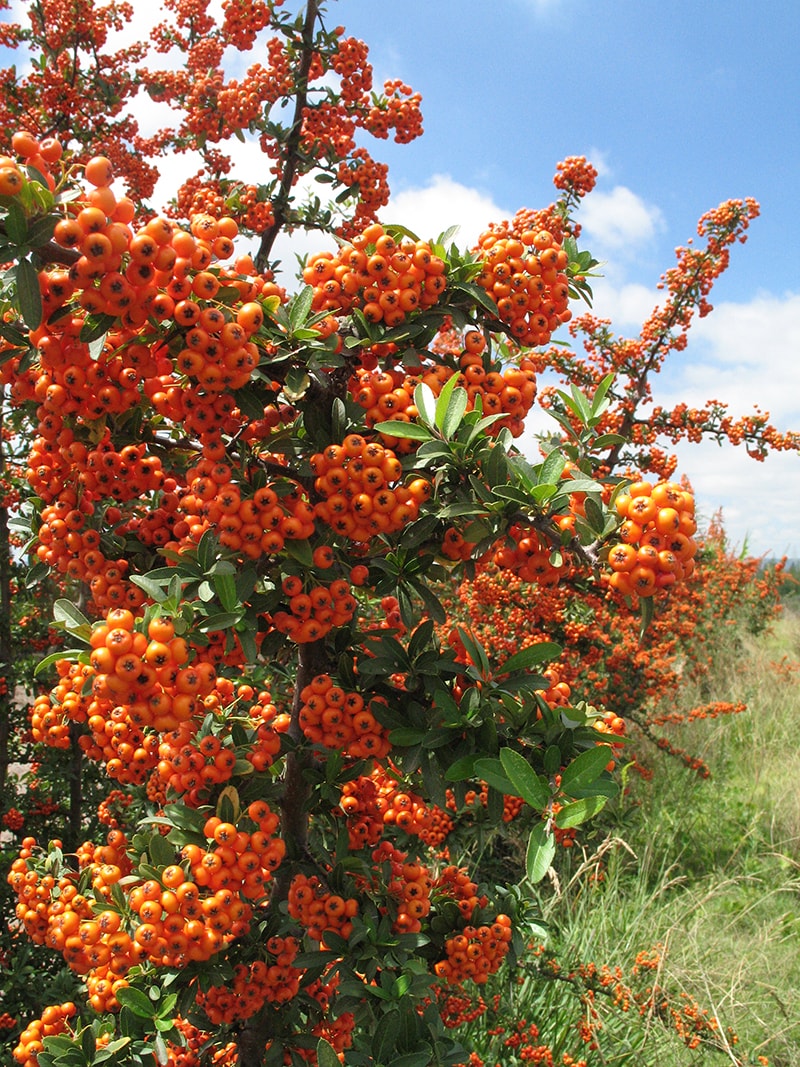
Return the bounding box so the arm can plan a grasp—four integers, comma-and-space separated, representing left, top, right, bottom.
32, 609, 281, 792
172, 462, 313, 560
338, 767, 437, 849
371, 841, 433, 933
272, 574, 358, 644
7, 804, 286, 1012
8, 831, 140, 1014
474, 226, 571, 345
553, 154, 600, 197
606, 481, 697, 597
195, 941, 302, 1023
287, 872, 359, 948
11, 1002, 77, 1067
305, 222, 446, 325
492, 521, 572, 586
310, 436, 425, 542
436, 916, 513, 986
298, 673, 390, 759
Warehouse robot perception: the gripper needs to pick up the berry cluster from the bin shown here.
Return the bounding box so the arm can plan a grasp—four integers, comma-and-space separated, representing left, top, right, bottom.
607, 481, 697, 597
492, 522, 571, 586
310, 436, 424, 543
287, 873, 359, 948
298, 673, 390, 759
371, 841, 432, 934
435, 915, 513, 985
272, 574, 358, 644
349, 341, 538, 444
434, 866, 487, 921
305, 222, 447, 325
11, 1002, 77, 1067
196, 940, 302, 1023
338, 766, 435, 847
173, 463, 315, 560
8, 832, 139, 1014
474, 227, 571, 345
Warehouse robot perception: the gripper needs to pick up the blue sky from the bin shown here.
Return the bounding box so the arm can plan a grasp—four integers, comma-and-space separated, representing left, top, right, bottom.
4, 0, 799, 557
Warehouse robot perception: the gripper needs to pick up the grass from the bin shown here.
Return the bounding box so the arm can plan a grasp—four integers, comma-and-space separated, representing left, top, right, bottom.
465, 608, 800, 1066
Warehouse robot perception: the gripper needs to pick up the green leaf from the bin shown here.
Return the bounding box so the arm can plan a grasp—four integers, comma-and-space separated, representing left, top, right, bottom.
639, 594, 654, 641
473, 757, 513, 795
25, 561, 50, 587
214, 571, 239, 612
539, 447, 565, 486
456, 279, 502, 316
289, 284, 314, 330
559, 746, 614, 795
413, 381, 437, 427
590, 372, 616, 416
389, 728, 427, 747
15, 256, 42, 329
34, 648, 88, 676
444, 754, 481, 781
130, 573, 171, 603
583, 496, 605, 534
392, 1053, 435, 1067
437, 380, 469, 440
0, 318, 26, 345
331, 397, 347, 441
116, 986, 156, 1018
284, 367, 310, 401
316, 1040, 342, 1067
497, 642, 561, 675
284, 538, 314, 567
455, 626, 490, 678
492, 485, 536, 507
27, 213, 57, 248
591, 432, 627, 449
5, 200, 28, 244
53, 598, 92, 634
233, 385, 268, 420
372, 1011, 402, 1063
155, 1032, 169, 1065
100, 1038, 131, 1056
373, 420, 433, 441
526, 822, 556, 883
148, 832, 176, 867
563, 478, 604, 494
554, 795, 608, 828
544, 744, 562, 775
406, 577, 446, 624
197, 611, 243, 632
197, 529, 218, 571
39, 1036, 80, 1054
499, 749, 550, 809
79, 312, 117, 343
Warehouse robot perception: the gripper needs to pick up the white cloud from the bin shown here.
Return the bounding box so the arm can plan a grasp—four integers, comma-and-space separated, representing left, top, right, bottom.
585, 278, 663, 330
384, 174, 507, 249
663, 293, 800, 429
579, 185, 664, 252
654, 291, 800, 557
586, 147, 613, 179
